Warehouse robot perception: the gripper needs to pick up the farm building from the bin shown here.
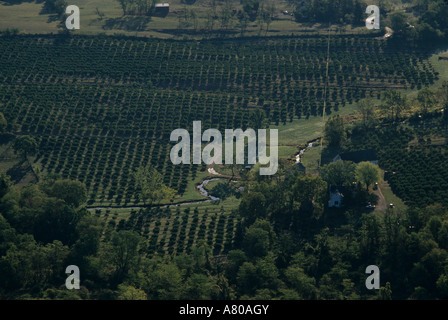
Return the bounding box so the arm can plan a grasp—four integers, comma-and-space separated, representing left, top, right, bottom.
332, 149, 378, 165
154, 3, 169, 17
328, 186, 345, 208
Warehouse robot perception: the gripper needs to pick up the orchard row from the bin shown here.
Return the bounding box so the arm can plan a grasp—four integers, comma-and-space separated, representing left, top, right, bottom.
95, 205, 241, 256
0, 35, 438, 205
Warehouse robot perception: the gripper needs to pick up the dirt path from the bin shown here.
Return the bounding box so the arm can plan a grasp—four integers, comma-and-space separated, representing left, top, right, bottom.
374, 185, 387, 212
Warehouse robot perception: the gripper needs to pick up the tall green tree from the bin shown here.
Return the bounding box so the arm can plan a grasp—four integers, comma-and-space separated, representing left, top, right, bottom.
320, 160, 356, 187
284, 265, 317, 299
183, 273, 218, 299
356, 98, 376, 129
238, 11, 250, 35
34, 197, 81, 244
242, 222, 271, 258
389, 11, 408, 35
324, 115, 346, 148
12, 135, 38, 160
134, 166, 176, 206
417, 87, 436, 114
46, 179, 87, 208
142, 258, 183, 299
291, 175, 327, 221
378, 282, 393, 300
382, 90, 408, 122
117, 284, 147, 300
118, 0, 128, 15
238, 191, 267, 226
248, 109, 267, 131
102, 230, 142, 286
355, 161, 380, 191
236, 261, 259, 295
242, 0, 260, 21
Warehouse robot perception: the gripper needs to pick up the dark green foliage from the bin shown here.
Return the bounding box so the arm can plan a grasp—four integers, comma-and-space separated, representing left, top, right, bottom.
12, 135, 38, 158
0, 18, 448, 300
0, 112, 6, 133
45, 179, 87, 208
43, 0, 68, 16
348, 125, 448, 207
324, 115, 346, 148
242, 0, 259, 21
294, 0, 365, 25
0, 35, 436, 205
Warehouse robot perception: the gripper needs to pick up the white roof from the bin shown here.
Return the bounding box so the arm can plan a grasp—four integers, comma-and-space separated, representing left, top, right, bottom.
155, 3, 169, 7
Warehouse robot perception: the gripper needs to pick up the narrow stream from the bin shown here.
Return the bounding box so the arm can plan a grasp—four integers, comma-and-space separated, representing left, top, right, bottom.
87, 142, 315, 212
87, 177, 226, 211
196, 177, 226, 201
295, 142, 314, 164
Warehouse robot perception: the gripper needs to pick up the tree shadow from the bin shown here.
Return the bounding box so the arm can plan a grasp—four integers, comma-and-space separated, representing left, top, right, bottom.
158, 28, 240, 37
1, 0, 42, 6
0, 133, 15, 146
6, 159, 29, 183
46, 14, 61, 23
321, 145, 343, 166
103, 16, 152, 32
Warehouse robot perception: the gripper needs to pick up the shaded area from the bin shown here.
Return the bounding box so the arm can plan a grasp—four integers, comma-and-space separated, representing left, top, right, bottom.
157, 28, 241, 37
0, 133, 15, 146
103, 16, 152, 31
6, 159, 33, 183
0, 0, 42, 6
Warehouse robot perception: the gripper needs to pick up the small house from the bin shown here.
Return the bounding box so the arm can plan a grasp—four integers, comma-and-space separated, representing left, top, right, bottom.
328, 186, 345, 208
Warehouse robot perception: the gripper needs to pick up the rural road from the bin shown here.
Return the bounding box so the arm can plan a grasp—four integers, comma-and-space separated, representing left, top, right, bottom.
374, 184, 387, 212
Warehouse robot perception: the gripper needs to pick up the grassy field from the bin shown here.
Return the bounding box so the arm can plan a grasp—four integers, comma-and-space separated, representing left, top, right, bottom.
377, 169, 407, 212
0, 0, 373, 38
281, 100, 359, 172
429, 47, 448, 89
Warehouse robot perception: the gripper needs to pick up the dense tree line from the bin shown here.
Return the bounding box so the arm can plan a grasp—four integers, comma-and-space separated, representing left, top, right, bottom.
290, 0, 448, 42
293, 0, 365, 25
385, 0, 448, 42
116, 0, 156, 16
2, 158, 448, 299
43, 0, 67, 16
2, 81, 448, 300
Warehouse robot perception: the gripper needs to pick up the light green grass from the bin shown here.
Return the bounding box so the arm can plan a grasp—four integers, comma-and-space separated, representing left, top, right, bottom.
274, 102, 359, 149
173, 169, 210, 203
92, 194, 239, 218
404, 47, 448, 103
0, 2, 60, 33
203, 178, 225, 191
299, 144, 321, 175
428, 47, 448, 89
378, 170, 407, 212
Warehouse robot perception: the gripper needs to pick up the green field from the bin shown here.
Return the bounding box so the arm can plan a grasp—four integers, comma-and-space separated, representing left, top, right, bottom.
0, 0, 374, 39
1, 34, 437, 207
